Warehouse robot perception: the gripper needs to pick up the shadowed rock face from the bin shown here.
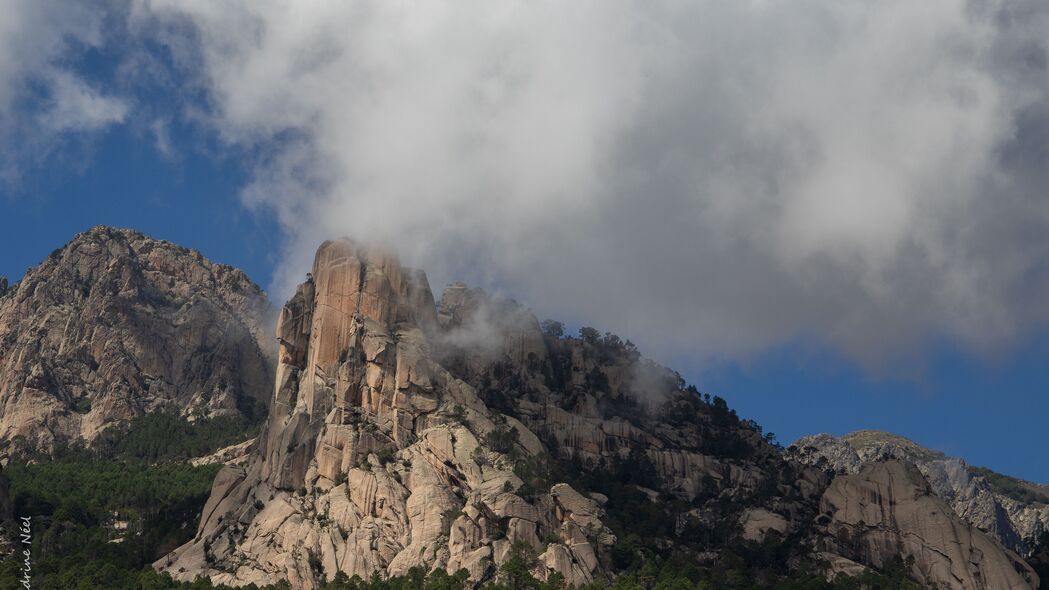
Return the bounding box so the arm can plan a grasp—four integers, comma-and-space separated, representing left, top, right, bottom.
816, 461, 1039, 590
1029, 533, 1049, 586
0, 226, 275, 451
789, 431, 1049, 554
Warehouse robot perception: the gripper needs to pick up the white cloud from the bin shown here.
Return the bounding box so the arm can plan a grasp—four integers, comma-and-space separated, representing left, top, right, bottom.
0, 0, 129, 179
38, 71, 129, 132
133, 0, 1049, 368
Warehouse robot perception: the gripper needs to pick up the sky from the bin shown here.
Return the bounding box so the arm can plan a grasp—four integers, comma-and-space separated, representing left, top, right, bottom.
1, 0, 1047, 482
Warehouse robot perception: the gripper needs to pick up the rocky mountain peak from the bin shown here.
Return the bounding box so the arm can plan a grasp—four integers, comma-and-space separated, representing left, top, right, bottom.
789, 430, 945, 475
790, 430, 1049, 555
816, 460, 1039, 589
154, 238, 1042, 590
0, 226, 275, 451
158, 238, 813, 588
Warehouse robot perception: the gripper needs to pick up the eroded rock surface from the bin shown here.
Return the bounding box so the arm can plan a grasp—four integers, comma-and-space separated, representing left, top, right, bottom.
157, 240, 616, 589
816, 461, 1039, 590
0, 226, 274, 451
158, 238, 826, 588
191, 437, 258, 468
790, 431, 1049, 553
157, 238, 1040, 590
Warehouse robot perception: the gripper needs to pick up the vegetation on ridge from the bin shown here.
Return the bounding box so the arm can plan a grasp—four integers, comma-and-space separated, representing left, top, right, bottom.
969, 466, 1049, 505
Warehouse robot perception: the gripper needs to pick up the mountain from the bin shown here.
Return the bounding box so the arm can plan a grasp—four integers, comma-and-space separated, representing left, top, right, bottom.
815, 460, 1037, 589
0, 226, 275, 453
156, 238, 1041, 590
788, 430, 1049, 554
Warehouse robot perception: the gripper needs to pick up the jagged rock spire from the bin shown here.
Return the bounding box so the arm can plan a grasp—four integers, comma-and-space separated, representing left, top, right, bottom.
157, 237, 1041, 590
158, 238, 615, 589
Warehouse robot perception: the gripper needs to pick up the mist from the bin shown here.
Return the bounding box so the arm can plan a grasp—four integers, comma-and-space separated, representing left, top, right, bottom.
114, 0, 1049, 368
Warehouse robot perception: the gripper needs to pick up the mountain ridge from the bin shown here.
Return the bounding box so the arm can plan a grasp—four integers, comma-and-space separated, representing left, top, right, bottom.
155, 237, 1040, 590
0, 228, 1040, 589
0, 225, 276, 452
788, 429, 1049, 555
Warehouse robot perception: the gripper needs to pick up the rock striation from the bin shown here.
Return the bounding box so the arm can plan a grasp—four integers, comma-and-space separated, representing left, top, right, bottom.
0, 226, 274, 451
790, 431, 1049, 554
815, 461, 1039, 590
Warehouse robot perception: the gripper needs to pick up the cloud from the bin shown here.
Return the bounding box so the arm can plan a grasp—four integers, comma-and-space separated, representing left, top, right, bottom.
0, 0, 129, 181
133, 0, 1049, 368
37, 71, 129, 132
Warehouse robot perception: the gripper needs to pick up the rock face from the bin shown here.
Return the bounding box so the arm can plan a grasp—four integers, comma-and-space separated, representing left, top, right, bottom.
158, 238, 1041, 590
0, 226, 275, 451
158, 239, 823, 589
789, 431, 1049, 554
157, 240, 618, 588
816, 461, 1039, 590
191, 437, 258, 468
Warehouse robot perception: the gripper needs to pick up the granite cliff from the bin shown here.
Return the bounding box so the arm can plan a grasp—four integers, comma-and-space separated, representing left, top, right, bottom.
814, 460, 1038, 589
156, 238, 1042, 590
789, 431, 1049, 554
0, 226, 275, 452
157, 239, 825, 588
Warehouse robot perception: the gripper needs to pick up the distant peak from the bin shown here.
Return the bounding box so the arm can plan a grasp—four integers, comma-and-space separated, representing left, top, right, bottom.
840, 430, 945, 460
74, 225, 148, 243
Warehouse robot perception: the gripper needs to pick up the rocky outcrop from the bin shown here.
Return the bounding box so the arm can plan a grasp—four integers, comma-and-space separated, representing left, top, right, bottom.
157, 238, 1039, 590
816, 461, 1039, 590
191, 437, 258, 468
789, 431, 1049, 553
740, 508, 789, 543
0, 226, 275, 452
158, 238, 842, 589
157, 239, 614, 589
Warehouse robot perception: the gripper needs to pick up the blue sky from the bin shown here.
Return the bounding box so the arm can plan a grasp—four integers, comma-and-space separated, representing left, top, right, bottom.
2, 2, 1047, 483
0, 122, 281, 286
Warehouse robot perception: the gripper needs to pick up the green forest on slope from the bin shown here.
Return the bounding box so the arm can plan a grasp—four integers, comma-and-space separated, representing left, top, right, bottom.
0, 412, 257, 589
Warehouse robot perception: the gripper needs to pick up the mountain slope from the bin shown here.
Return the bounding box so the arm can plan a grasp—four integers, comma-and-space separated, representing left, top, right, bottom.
0, 226, 275, 452
157, 238, 1040, 590
157, 239, 826, 588
788, 431, 1049, 554
815, 460, 1037, 589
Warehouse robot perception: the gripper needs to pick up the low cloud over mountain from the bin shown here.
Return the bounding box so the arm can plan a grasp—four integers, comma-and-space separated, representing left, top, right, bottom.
8, 1, 1049, 369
